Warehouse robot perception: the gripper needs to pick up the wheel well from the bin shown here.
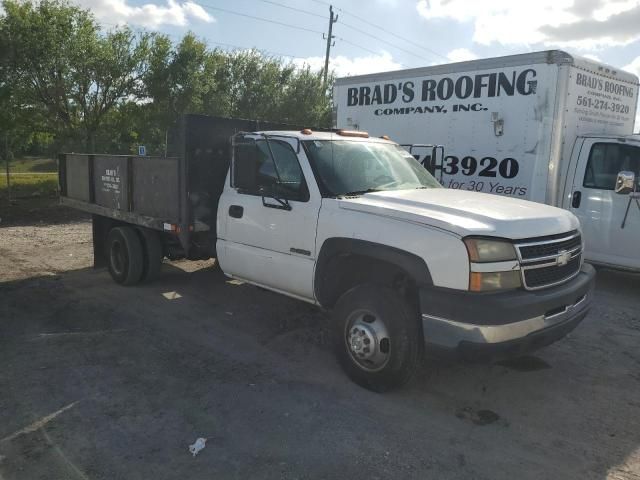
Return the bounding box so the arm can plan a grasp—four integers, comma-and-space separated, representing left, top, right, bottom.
314, 238, 432, 309
316, 253, 420, 310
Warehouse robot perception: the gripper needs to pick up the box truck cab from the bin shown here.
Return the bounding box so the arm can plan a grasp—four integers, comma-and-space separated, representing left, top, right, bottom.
563, 134, 640, 270
334, 50, 640, 271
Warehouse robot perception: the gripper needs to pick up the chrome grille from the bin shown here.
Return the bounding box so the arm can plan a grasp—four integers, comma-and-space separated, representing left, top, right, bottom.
515, 232, 583, 290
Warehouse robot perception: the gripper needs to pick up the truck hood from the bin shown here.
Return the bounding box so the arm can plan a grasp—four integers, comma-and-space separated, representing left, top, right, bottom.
338, 188, 579, 239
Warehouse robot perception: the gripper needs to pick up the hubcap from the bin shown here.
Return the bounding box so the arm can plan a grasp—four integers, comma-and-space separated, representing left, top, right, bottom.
345, 311, 391, 372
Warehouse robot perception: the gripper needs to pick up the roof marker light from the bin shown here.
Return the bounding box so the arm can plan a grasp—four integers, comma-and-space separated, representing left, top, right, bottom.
336, 129, 369, 138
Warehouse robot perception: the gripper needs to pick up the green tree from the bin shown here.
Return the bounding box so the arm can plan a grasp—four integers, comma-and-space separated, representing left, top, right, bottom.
1, 0, 154, 152
1, 0, 335, 157
143, 32, 218, 148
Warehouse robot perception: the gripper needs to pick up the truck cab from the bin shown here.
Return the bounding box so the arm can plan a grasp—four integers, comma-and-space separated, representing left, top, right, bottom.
216, 128, 595, 390
564, 134, 640, 271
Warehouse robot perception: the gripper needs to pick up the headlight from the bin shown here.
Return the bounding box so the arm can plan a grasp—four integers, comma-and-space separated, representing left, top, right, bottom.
464, 237, 521, 292
464, 237, 517, 263
469, 271, 521, 292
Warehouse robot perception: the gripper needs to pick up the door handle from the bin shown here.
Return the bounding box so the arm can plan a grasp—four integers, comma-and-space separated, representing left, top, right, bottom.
229, 205, 243, 218
572, 191, 582, 208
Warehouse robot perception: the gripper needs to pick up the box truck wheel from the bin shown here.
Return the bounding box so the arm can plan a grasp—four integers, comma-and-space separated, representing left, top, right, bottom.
331, 284, 422, 392
106, 226, 144, 286
136, 227, 163, 283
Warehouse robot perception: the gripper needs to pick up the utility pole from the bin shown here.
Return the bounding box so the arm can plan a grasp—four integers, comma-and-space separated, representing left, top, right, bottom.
323, 5, 338, 89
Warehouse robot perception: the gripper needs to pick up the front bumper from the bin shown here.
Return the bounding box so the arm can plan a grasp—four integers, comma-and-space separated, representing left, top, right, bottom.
420, 264, 595, 359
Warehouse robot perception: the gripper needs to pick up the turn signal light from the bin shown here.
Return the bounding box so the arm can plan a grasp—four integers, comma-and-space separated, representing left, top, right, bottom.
469, 271, 521, 292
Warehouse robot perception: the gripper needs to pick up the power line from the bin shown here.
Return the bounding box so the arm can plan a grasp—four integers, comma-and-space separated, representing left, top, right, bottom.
242, 0, 431, 64
308, 0, 333, 7
339, 20, 431, 62
194, 2, 324, 36
101, 3, 412, 69
253, 0, 325, 19
246, 0, 428, 62
193, 1, 408, 67
101, 22, 309, 60
309, 0, 447, 61
337, 36, 405, 67
208, 40, 308, 60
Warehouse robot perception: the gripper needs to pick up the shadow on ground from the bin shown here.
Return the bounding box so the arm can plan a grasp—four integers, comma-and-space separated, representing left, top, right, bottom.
0, 197, 89, 228
0, 261, 639, 479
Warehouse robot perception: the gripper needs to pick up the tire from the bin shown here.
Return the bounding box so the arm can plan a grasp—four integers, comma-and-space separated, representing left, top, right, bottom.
137, 227, 163, 283
106, 226, 144, 286
331, 284, 422, 392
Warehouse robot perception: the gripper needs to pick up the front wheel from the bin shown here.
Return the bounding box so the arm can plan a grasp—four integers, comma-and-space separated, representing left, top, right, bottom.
331, 284, 422, 392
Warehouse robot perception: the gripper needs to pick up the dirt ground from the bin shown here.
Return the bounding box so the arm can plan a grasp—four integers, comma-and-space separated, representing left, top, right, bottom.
1, 201, 639, 480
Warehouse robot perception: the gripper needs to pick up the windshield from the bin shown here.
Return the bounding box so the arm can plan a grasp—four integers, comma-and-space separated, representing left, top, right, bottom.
302, 140, 441, 197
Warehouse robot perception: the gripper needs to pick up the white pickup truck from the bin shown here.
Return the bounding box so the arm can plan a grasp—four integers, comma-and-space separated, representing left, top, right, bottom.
60, 115, 595, 391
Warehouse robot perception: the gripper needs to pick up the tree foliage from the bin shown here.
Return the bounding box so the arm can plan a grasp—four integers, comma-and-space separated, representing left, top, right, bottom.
0, 0, 334, 156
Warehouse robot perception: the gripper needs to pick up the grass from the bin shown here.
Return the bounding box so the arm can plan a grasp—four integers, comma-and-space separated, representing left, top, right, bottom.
7, 156, 58, 173
0, 157, 58, 198
0, 157, 59, 198
0, 173, 59, 198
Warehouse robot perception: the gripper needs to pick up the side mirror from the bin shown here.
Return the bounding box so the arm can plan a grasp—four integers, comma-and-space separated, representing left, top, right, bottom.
258, 184, 277, 197
615, 171, 636, 194
232, 140, 259, 192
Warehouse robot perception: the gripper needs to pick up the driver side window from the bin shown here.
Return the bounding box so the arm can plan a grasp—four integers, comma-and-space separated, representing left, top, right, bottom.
233, 139, 310, 202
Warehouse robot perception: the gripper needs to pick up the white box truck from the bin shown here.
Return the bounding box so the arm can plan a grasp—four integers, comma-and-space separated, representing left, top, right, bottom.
334, 50, 640, 271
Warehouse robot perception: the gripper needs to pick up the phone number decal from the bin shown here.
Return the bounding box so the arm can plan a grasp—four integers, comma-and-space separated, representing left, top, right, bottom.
576, 96, 630, 114
442, 155, 519, 179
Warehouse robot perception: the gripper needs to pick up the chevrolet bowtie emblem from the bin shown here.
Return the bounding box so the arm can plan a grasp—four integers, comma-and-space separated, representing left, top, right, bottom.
556, 250, 571, 266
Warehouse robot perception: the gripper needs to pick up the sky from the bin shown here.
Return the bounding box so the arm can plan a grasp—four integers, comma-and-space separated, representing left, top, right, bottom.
73, 0, 640, 123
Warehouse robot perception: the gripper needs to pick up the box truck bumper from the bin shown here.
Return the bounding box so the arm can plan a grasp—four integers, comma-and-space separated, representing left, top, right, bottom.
420, 264, 595, 360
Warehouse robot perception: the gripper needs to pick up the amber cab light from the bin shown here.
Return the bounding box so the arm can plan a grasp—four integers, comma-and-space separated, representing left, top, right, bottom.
336, 129, 369, 138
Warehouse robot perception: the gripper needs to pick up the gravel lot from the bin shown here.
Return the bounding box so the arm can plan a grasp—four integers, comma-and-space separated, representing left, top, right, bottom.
1, 204, 639, 480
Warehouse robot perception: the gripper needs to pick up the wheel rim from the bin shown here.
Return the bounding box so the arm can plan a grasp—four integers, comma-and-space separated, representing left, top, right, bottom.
345, 310, 391, 372
110, 239, 125, 276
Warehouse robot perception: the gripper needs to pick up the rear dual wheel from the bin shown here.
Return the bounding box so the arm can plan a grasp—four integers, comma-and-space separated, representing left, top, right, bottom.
137, 227, 163, 282
106, 226, 163, 286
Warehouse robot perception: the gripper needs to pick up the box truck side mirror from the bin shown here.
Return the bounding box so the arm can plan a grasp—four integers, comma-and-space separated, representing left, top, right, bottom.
615, 171, 636, 194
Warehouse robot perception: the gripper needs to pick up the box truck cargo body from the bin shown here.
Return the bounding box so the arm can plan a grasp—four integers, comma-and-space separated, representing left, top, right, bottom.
334, 50, 640, 271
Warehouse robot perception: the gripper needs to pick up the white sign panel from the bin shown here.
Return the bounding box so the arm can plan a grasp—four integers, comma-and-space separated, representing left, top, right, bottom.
336, 64, 559, 200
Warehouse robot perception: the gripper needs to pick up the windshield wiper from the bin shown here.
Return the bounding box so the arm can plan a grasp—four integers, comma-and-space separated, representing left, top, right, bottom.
338, 188, 383, 197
